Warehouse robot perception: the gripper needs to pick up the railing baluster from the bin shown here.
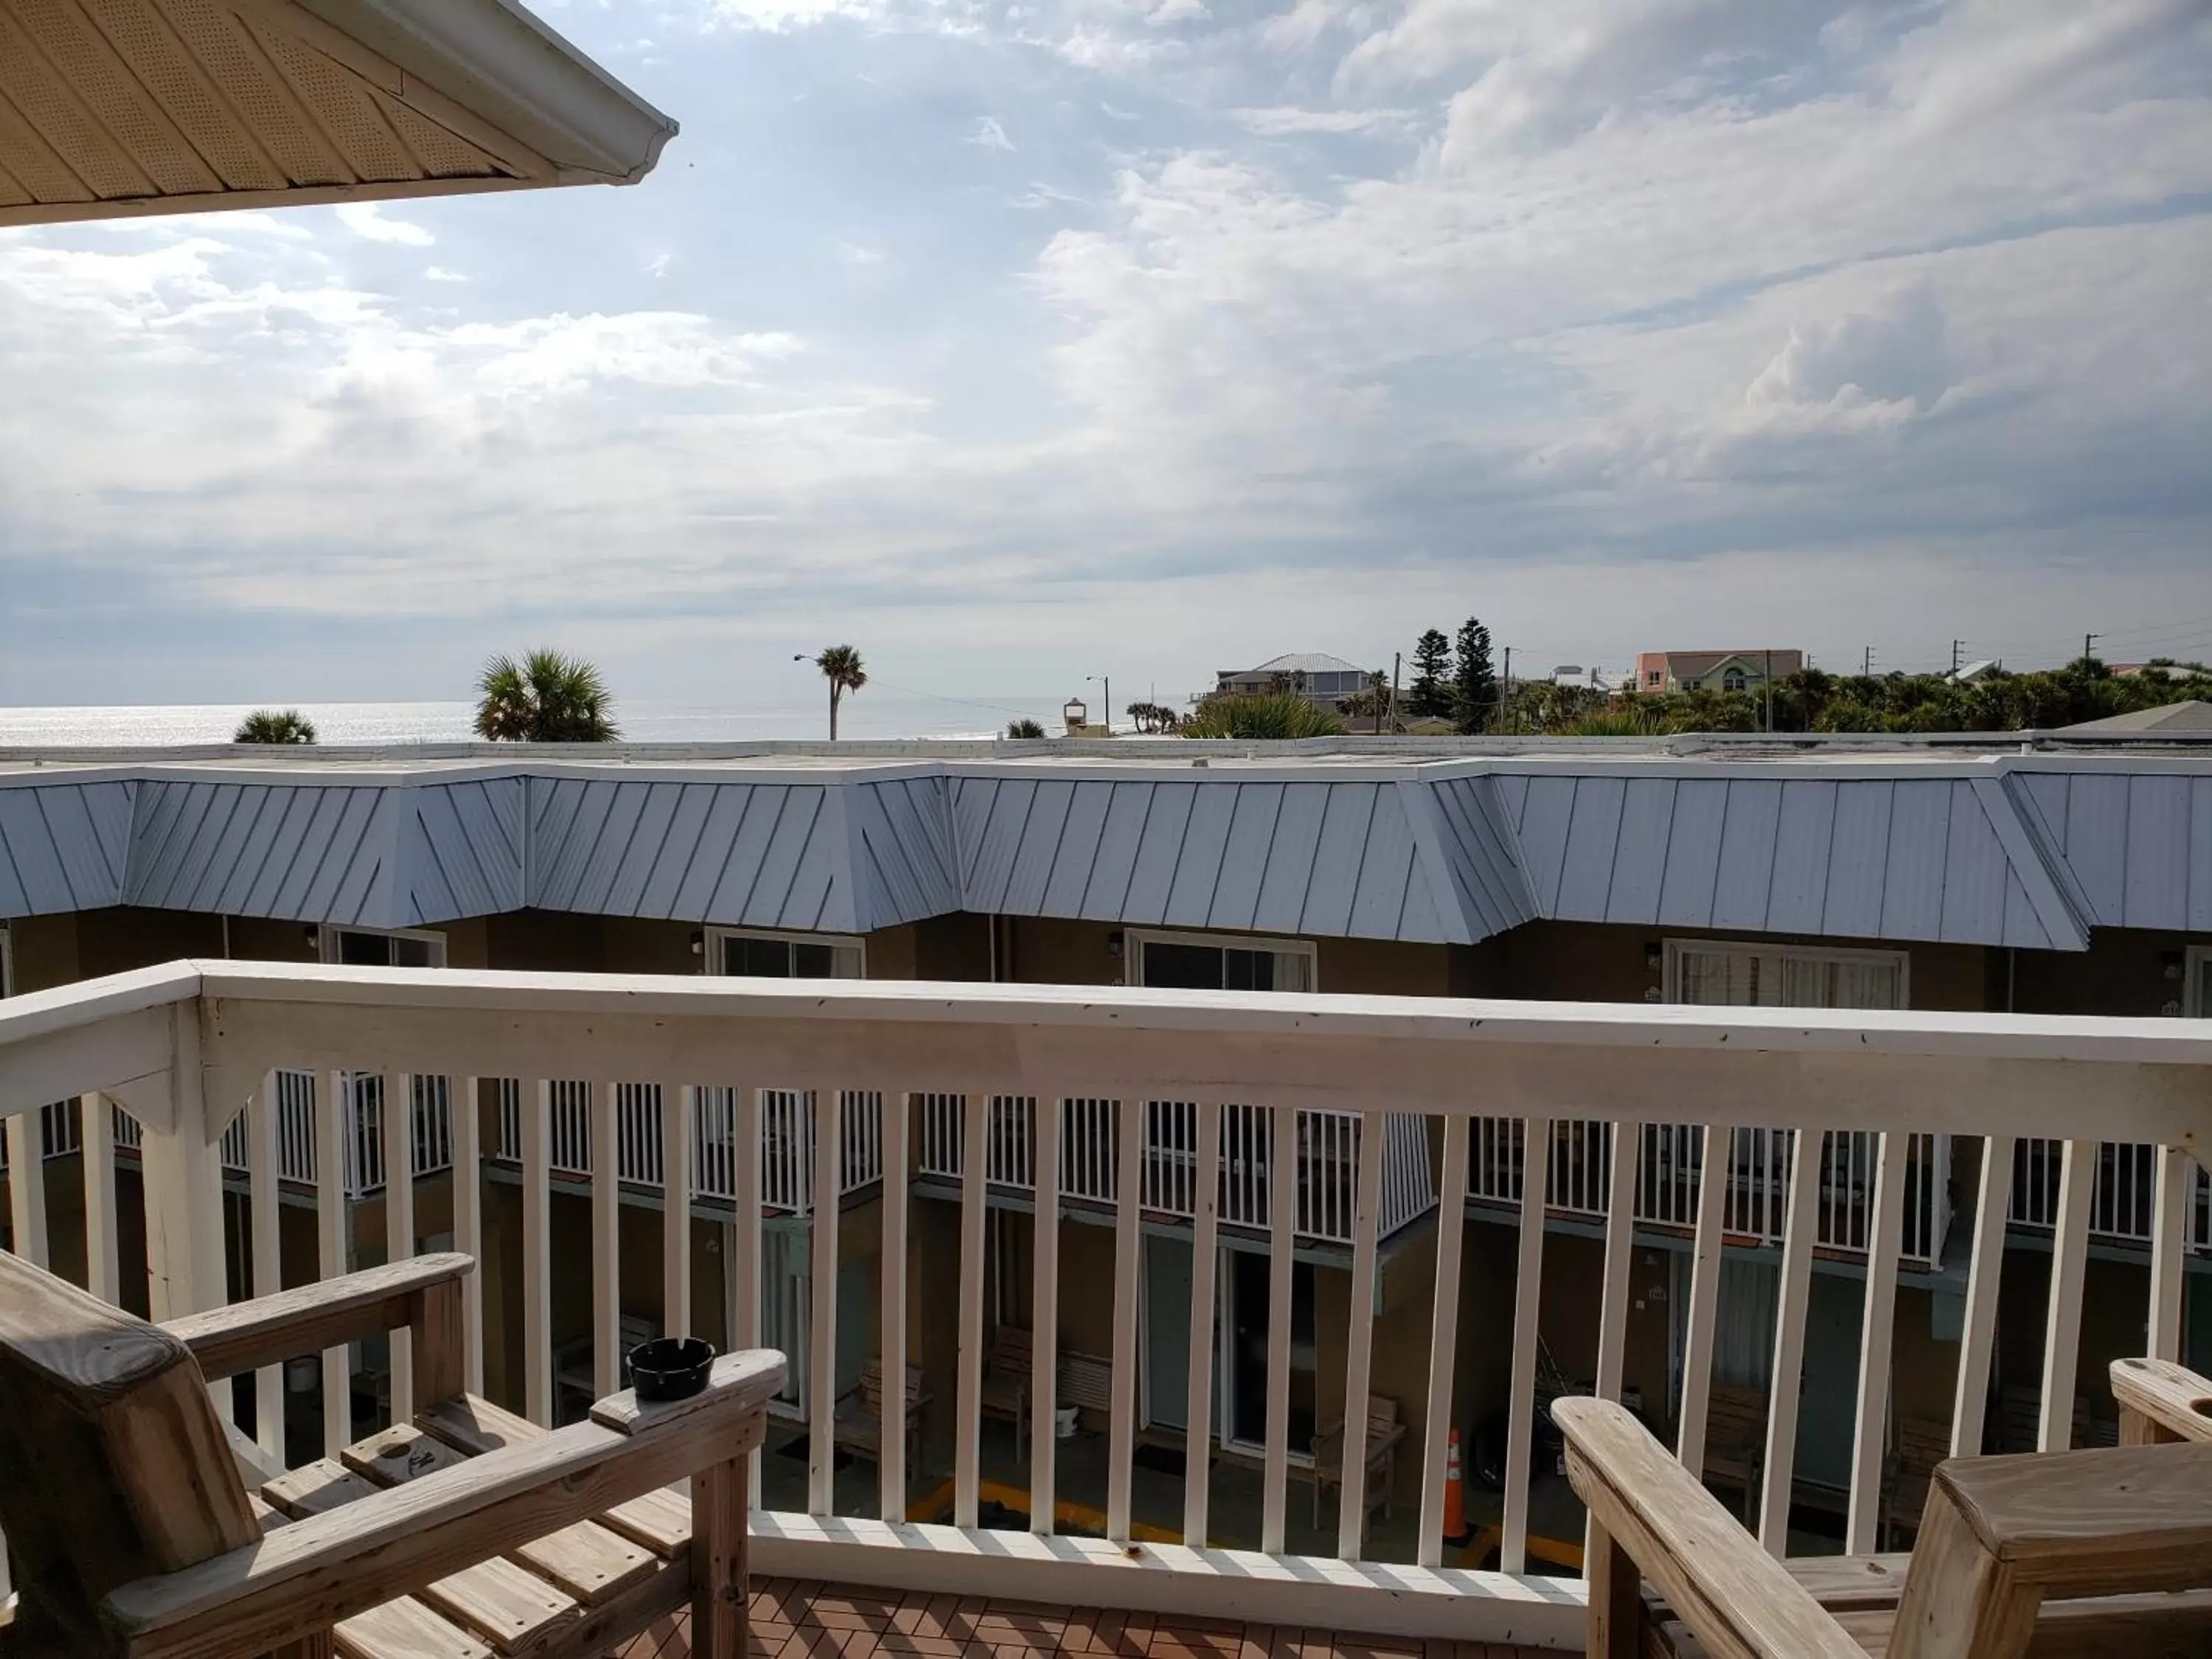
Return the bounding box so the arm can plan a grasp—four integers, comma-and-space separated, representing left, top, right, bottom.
1759, 1127, 1820, 1555
1418, 1114, 1469, 1568
1845, 1131, 1908, 1554
1261, 1102, 1295, 1554
1950, 1133, 2012, 1457
1336, 1107, 1386, 1559
808, 1086, 841, 1514
385, 1072, 415, 1423
1586, 1115, 1641, 1572
593, 1081, 622, 1399
82, 1091, 119, 1303
4, 1110, 46, 1267
1031, 1092, 1060, 1533
956, 1091, 989, 1527
248, 1075, 285, 1464
2147, 1145, 2190, 1363
2039, 1137, 2096, 1452
882, 1091, 911, 1522
1107, 1096, 1142, 1543
734, 1085, 762, 1509
665, 1082, 692, 1340
319, 1070, 350, 1458
1500, 1113, 1551, 1575
1183, 1100, 1221, 1546
523, 1079, 553, 1426
1675, 1124, 1728, 1481
456, 1078, 484, 1396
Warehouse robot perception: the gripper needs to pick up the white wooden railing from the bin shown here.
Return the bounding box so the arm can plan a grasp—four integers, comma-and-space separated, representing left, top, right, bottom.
1474, 1120, 1955, 1267
915, 1095, 1436, 1243
2010, 1136, 2212, 1253
2, 961, 2208, 1648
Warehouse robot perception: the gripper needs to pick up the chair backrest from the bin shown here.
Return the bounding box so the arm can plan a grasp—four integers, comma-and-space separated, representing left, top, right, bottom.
0, 1253, 260, 1652
992, 1325, 1033, 1373
1705, 1382, 1767, 1445
1364, 1394, 1398, 1441
858, 1357, 924, 1412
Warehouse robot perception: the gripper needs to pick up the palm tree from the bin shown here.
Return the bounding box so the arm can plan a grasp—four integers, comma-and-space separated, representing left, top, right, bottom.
1005, 717, 1046, 739
473, 649, 619, 742
809, 645, 866, 740
234, 709, 316, 745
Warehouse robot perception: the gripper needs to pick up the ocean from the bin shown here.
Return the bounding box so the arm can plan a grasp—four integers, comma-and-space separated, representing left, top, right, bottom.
0, 692, 1085, 748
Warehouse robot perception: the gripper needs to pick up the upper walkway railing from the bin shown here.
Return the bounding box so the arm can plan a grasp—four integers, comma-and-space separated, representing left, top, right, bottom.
1, 961, 2207, 1647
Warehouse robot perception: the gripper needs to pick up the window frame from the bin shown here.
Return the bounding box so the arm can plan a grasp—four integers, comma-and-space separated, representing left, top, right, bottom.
318, 924, 448, 968
705, 925, 866, 980
1663, 937, 1912, 1009
1125, 927, 1319, 992
0, 922, 10, 998
2188, 946, 2212, 1019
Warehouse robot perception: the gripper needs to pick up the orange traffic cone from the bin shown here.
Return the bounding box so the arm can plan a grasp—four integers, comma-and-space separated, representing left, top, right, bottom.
1443, 1427, 1470, 1547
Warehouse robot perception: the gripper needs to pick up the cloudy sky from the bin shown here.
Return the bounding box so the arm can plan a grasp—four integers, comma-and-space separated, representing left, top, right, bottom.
3, 0, 2210, 711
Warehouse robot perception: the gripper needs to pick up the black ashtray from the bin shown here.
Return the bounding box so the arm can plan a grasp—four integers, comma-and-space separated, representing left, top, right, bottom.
629, 1336, 715, 1402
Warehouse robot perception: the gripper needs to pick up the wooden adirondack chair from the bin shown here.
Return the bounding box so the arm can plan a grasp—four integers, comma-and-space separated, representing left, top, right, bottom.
1557, 1358, 2212, 1659
0, 1248, 782, 1659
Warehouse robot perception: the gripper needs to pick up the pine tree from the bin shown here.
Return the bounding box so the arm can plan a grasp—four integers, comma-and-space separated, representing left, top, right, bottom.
1409, 629, 1452, 718
1453, 617, 1496, 734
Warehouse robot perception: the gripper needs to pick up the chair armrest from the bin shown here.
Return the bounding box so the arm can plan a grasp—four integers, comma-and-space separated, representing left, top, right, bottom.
2110, 1357, 2212, 1444
1551, 1397, 1864, 1659
105, 1349, 785, 1659
160, 1254, 474, 1382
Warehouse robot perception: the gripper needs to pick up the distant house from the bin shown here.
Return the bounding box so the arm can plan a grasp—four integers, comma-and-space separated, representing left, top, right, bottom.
1214, 652, 1374, 709
1634, 648, 1804, 695
1950, 659, 2004, 684
1550, 664, 1615, 692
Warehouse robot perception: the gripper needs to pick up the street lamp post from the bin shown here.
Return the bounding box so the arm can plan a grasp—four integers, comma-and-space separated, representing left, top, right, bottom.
1088, 675, 1110, 737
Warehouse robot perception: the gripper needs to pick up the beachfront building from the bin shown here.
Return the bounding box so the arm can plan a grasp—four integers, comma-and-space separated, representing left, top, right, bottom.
1635, 650, 1806, 695
1214, 654, 1377, 711
4, 735, 2208, 1565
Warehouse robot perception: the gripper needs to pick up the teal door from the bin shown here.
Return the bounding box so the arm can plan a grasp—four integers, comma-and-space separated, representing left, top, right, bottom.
1793, 1273, 1861, 1490
1144, 1236, 1194, 1430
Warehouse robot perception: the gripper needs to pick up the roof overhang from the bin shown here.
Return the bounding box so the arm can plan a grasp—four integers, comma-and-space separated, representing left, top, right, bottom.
0, 0, 676, 228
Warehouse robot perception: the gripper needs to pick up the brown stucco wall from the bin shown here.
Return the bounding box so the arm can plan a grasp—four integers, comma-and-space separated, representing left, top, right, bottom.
2010, 928, 2202, 1018
487, 910, 608, 972
915, 913, 992, 981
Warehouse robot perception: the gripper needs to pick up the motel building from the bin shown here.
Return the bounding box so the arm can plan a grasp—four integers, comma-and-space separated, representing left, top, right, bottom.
3, 737, 2208, 1565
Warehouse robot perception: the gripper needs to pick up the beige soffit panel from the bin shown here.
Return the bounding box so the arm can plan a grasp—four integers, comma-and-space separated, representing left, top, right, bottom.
0, 0, 675, 226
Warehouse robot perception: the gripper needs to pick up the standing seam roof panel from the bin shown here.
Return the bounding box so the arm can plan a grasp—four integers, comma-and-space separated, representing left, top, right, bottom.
1516, 776, 1577, 914
1162, 785, 1238, 929
32, 785, 122, 910
1656, 782, 1729, 927
606, 785, 686, 915
2123, 775, 2191, 931
211, 787, 300, 917
1602, 776, 1675, 927
1207, 783, 1284, 933
773, 792, 841, 931
1763, 780, 1837, 935
669, 787, 754, 919
572, 783, 657, 913
1121, 783, 1196, 927
184, 786, 270, 914
1711, 779, 1783, 933
1003, 780, 1077, 917
1038, 782, 1113, 918
1300, 783, 1376, 939
965, 779, 1037, 915
1936, 784, 2008, 946
1251, 783, 1329, 936
444, 780, 526, 914
1348, 786, 1425, 941
268, 790, 355, 919
1425, 776, 1536, 935
2063, 773, 2129, 927
533, 779, 614, 909
300, 791, 383, 922
1820, 782, 1893, 939
1879, 781, 1953, 941
85, 781, 135, 886
744, 789, 826, 931
1554, 776, 1625, 926
1078, 782, 1155, 922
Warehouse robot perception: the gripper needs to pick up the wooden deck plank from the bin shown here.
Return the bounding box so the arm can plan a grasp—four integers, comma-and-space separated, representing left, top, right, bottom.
613, 1586, 1559, 1659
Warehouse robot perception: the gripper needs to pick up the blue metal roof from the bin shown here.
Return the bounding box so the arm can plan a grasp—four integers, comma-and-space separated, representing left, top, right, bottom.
1, 755, 2198, 952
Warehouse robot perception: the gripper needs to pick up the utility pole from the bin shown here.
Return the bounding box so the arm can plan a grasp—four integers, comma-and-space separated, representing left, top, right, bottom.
2083, 633, 2099, 667
1764, 647, 1773, 734
1951, 639, 1964, 677
1390, 652, 1402, 735
1500, 646, 1512, 734
1863, 646, 1874, 678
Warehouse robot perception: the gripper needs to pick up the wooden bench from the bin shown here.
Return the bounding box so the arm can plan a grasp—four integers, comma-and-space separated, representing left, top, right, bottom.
980, 1325, 1034, 1461
1699, 1382, 1767, 1518
1559, 1357, 2212, 1659
0, 1249, 782, 1659
834, 1357, 928, 1475
1879, 1414, 1952, 1548
1311, 1393, 1406, 1540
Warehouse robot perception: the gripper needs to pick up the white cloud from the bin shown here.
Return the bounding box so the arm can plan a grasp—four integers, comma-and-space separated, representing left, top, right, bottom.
1228, 106, 1414, 135
964, 115, 1015, 150
333, 203, 436, 246
838, 242, 886, 265
423, 265, 468, 283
